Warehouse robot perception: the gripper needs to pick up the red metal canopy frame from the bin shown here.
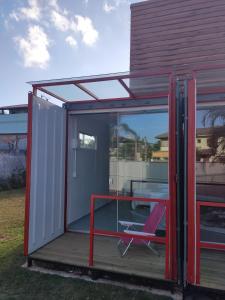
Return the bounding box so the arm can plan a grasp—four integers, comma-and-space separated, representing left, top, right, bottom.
29, 69, 172, 103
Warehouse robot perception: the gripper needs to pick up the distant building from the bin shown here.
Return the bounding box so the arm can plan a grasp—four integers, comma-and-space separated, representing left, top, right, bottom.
152, 127, 225, 161
0, 104, 27, 153
152, 132, 168, 161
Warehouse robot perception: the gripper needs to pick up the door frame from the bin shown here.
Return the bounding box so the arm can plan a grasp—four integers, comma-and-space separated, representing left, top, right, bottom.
67, 78, 178, 281
186, 77, 197, 285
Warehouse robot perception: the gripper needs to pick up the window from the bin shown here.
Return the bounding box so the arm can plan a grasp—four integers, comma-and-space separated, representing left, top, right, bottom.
197, 139, 201, 143
79, 133, 97, 150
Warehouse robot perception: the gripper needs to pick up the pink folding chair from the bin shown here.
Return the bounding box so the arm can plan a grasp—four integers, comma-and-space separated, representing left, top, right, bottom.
118, 202, 166, 257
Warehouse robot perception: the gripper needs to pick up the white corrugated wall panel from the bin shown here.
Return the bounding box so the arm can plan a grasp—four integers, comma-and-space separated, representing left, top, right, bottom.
28, 96, 66, 254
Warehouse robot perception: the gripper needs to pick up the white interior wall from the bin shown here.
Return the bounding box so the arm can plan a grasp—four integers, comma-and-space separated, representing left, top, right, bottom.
67, 114, 109, 225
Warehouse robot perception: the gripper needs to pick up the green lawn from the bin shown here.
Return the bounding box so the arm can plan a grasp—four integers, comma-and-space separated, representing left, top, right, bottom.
0, 189, 172, 300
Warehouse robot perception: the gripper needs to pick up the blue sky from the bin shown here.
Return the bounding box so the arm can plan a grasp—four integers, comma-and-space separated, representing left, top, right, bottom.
0, 0, 144, 106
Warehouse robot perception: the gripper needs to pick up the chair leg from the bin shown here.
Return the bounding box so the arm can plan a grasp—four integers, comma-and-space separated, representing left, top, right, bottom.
118, 238, 133, 257
117, 239, 122, 246
122, 238, 133, 256
145, 241, 160, 257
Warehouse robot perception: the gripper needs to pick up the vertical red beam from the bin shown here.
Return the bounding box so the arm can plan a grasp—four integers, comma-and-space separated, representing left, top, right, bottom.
64, 110, 69, 232
187, 79, 197, 284
165, 202, 170, 279
196, 202, 201, 284
89, 195, 95, 266
24, 92, 33, 256
168, 76, 177, 280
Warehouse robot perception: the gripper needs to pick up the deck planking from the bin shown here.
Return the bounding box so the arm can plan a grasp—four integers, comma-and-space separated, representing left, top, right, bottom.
30, 232, 165, 280
201, 249, 225, 290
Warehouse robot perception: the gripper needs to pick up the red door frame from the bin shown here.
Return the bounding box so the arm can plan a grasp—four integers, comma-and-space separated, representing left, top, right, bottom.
24, 92, 33, 256
168, 76, 177, 280
186, 78, 197, 284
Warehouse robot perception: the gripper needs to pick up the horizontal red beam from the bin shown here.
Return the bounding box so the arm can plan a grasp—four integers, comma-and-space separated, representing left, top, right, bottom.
66, 92, 169, 104
94, 229, 166, 244
92, 194, 168, 204
197, 200, 225, 208
200, 241, 225, 251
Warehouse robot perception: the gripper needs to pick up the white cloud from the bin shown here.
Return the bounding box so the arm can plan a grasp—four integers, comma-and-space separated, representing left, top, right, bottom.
48, 0, 60, 11
10, 0, 41, 21
103, 2, 116, 13
15, 25, 50, 69
103, 0, 140, 12
9, 0, 99, 67
75, 15, 98, 46
50, 10, 70, 31
65, 36, 77, 48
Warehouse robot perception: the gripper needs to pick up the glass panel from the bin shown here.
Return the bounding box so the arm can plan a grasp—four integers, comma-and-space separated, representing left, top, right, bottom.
196, 89, 225, 288
45, 84, 94, 101
200, 248, 225, 290
117, 111, 169, 237
196, 107, 225, 202
127, 75, 169, 97
93, 198, 117, 231
200, 206, 225, 243
68, 110, 168, 280
82, 80, 129, 99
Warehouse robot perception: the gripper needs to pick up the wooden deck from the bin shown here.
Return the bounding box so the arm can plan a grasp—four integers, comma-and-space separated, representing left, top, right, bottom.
201, 249, 225, 291
30, 232, 166, 280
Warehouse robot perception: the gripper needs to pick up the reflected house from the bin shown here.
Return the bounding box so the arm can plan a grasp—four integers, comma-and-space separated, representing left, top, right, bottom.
152, 132, 168, 161
152, 127, 225, 162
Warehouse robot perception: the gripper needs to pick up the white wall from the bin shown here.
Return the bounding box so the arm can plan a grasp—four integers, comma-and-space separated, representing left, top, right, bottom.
110, 160, 168, 193
67, 115, 109, 224
196, 162, 225, 183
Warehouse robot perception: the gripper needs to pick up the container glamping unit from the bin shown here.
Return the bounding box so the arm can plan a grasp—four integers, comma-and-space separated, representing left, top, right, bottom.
24, 0, 225, 296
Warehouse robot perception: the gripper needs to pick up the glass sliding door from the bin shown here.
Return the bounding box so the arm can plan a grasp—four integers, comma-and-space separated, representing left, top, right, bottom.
116, 111, 169, 230
186, 73, 225, 290
196, 105, 225, 289
69, 105, 176, 281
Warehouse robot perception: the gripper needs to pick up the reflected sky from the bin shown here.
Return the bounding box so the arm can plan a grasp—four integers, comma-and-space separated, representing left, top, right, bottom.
197, 109, 225, 128
119, 112, 168, 143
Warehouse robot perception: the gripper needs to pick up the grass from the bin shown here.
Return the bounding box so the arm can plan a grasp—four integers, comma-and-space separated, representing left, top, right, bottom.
0, 189, 172, 300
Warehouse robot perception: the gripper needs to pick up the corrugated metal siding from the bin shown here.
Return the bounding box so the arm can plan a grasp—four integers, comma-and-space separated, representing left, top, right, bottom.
28, 96, 66, 254
130, 0, 225, 72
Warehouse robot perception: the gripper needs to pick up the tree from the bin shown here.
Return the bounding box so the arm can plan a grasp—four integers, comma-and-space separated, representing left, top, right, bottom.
202, 109, 225, 161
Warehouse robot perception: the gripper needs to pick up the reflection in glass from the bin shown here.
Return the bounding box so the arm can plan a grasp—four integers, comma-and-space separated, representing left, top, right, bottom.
200, 206, 225, 243
45, 84, 94, 101
115, 111, 169, 234
196, 107, 225, 203
79, 133, 97, 149
83, 80, 129, 99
